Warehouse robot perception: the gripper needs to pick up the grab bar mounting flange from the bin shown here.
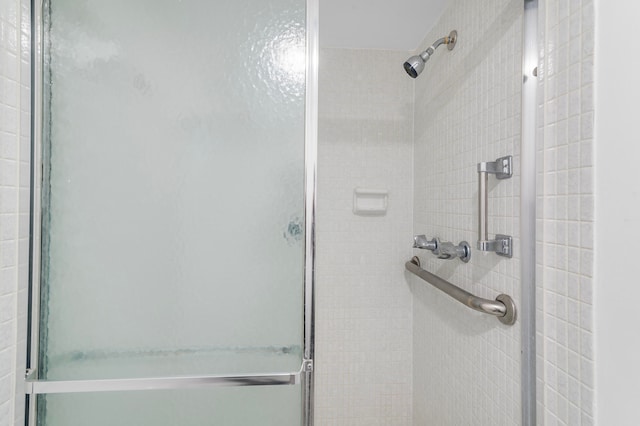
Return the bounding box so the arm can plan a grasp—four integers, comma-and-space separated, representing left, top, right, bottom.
496, 294, 517, 325
478, 155, 512, 179
477, 234, 512, 257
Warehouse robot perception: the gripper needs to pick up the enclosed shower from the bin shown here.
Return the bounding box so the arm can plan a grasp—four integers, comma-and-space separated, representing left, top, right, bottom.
18, 0, 544, 425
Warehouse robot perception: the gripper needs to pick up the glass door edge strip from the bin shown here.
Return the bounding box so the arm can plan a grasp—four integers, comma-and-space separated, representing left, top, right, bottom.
303, 0, 320, 424
25, 368, 301, 395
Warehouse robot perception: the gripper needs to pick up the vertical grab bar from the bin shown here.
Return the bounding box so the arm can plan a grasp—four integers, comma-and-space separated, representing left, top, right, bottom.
478, 171, 489, 243
477, 155, 513, 258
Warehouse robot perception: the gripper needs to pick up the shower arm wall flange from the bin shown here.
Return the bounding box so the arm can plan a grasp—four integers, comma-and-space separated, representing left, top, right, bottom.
446, 30, 457, 50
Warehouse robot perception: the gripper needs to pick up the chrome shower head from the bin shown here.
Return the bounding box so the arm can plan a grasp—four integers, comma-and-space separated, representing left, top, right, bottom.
403, 55, 426, 78
403, 30, 457, 79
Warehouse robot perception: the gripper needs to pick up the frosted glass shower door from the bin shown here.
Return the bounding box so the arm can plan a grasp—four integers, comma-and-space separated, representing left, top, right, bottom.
28, 0, 314, 424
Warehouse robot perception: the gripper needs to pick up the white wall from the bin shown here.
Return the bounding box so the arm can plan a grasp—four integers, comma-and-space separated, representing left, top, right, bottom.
0, 0, 30, 425
536, 0, 596, 424
411, 0, 524, 424
315, 48, 414, 426
593, 2, 640, 425
320, 0, 447, 50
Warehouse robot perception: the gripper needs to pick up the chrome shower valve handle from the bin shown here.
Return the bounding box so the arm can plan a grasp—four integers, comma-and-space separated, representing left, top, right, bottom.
413, 235, 471, 263
434, 240, 471, 262
413, 235, 437, 251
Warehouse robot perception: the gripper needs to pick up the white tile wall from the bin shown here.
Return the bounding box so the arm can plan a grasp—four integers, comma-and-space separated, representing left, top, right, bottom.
315, 48, 414, 426
411, 0, 524, 424
0, 0, 30, 424
536, 0, 595, 424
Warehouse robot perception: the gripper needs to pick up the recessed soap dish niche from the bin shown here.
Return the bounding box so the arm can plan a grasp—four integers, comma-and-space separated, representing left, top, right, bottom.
353, 188, 388, 216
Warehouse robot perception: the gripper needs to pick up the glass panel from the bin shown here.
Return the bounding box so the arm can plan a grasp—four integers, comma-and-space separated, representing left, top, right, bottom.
39, 0, 306, 382
40, 385, 302, 426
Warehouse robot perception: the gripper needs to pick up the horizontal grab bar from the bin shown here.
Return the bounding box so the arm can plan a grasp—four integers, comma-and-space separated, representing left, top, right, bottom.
405, 256, 516, 325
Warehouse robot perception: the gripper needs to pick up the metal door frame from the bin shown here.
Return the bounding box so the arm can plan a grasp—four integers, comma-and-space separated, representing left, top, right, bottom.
24, 0, 318, 424
521, 1, 538, 425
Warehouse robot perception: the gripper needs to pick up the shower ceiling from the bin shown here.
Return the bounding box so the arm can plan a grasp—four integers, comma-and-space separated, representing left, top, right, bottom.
320, 0, 447, 50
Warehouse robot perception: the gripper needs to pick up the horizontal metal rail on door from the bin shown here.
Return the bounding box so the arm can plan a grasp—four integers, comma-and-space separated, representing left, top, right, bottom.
24, 364, 311, 395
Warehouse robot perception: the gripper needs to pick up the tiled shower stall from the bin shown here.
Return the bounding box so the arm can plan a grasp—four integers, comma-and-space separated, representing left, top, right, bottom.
316, 0, 595, 424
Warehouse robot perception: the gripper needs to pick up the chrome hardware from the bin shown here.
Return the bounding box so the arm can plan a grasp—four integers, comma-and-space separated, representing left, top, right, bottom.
302, 359, 314, 372
24, 368, 301, 395
477, 234, 512, 257
413, 235, 437, 251
414, 236, 471, 263
478, 155, 512, 179
496, 294, 517, 326
434, 240, 471, 263
25, 369, 34, 381
477, 156, 513, 258
403, 30, 457, 79
446, 30, 458, 51
405, 257, 516, 325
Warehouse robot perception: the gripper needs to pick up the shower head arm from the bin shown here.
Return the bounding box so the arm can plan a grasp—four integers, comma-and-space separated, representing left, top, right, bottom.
419, 33, 456, 60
